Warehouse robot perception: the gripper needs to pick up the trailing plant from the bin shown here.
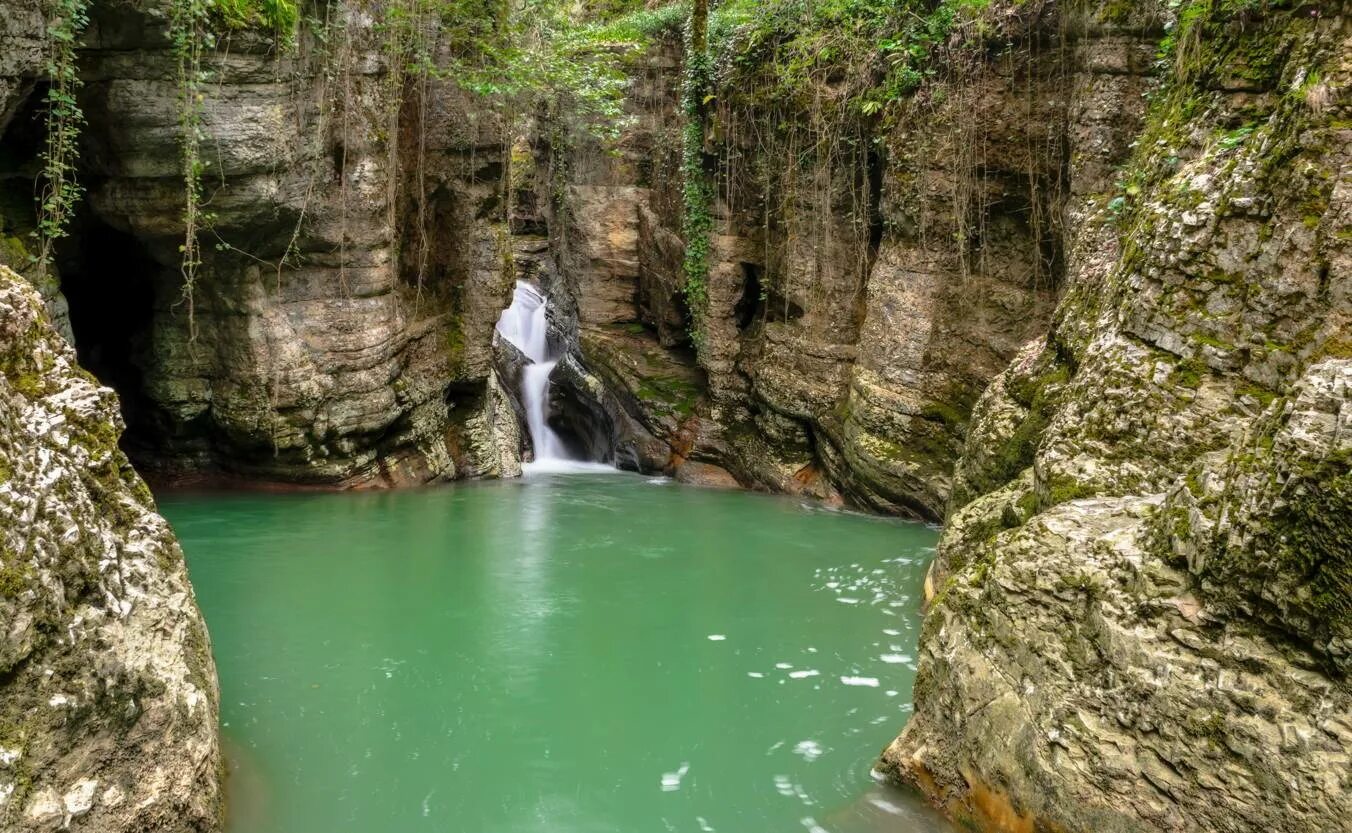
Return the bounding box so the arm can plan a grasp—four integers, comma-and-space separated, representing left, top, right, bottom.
167, 0, 304, 337
34, 0, 91, 277
680, 1, 714, 352
168, 0, 214, 339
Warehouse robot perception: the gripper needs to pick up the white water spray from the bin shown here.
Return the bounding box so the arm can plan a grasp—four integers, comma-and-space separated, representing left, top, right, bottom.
496, 282, 609, 473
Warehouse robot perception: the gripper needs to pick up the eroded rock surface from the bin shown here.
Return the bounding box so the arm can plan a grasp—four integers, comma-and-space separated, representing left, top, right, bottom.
880, 1, 1351, 830
532, 6, 1148, 518
0, 265, 220, 832
0, 1, 520, 488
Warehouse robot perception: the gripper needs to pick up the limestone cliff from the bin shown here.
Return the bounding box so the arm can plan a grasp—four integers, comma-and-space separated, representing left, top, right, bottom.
1, 2, 1347, 829
532, 6, 1116, 519
515, 2, 1350, 829
1, 0, 520, 488
877, 1, 1350, 830
0, 265, 221, 832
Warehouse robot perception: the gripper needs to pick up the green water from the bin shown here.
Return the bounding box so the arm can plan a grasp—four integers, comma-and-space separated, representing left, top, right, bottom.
160, 471, 953, 833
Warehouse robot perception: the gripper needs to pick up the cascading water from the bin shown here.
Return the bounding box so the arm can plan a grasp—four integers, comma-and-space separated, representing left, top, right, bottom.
496, 281, 608, 473
496, 282, 568, 461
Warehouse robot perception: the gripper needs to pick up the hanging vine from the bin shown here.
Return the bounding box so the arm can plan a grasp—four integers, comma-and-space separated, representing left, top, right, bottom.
169, 0, 212, 340
35, 0, 91, 277
680, 0, 713, 353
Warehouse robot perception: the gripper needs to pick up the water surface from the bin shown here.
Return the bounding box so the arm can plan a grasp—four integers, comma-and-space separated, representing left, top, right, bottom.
161, 472, 951, 833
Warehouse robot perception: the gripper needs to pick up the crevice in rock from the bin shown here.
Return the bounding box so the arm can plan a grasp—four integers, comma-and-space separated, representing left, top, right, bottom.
734, 262, 763, 331
0, 84, 52, 284
546, 371, 613, 462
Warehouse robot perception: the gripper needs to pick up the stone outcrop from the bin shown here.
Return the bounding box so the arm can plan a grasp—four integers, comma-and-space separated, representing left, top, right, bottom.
0, 0, 72, 339
0, 265, 221, 832
879, 1, 1350, 830
501, 1, 1351, 829
0, 0, 43, 136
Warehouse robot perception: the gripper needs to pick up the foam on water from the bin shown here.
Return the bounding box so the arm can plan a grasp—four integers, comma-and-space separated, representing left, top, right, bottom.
522, 459, 617, 475
793, 741, 824, 762
661, 762, 691, 792
839, 676, 880, 688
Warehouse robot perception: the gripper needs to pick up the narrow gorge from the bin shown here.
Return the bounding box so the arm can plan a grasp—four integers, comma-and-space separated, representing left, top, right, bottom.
0, 0, 1346, 832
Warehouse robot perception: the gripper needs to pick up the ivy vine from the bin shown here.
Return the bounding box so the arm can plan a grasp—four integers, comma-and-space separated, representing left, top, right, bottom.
680, 1, 713, 353
35, 0, 91, 277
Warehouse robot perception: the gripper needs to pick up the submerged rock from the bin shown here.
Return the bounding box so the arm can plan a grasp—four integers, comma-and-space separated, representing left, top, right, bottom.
0, 266, 221, 831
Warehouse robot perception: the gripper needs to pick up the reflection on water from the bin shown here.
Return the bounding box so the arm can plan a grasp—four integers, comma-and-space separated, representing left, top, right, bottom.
163, 472, 953, 833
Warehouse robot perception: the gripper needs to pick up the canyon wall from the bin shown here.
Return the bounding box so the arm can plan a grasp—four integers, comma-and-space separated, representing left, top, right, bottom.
875, 2, 1350, 831
1, 0, 520, 488
1, 1, 1347, 831
3, 8, 222, 832
528, 1, 1350, 830
536, 9, 1077, 518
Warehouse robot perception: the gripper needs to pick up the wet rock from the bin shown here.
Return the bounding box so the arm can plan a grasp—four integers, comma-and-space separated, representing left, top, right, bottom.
672, 461, 741, 489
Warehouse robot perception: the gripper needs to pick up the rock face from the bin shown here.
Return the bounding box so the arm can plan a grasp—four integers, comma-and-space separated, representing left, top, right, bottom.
0, 0, 73, 339
0, 1, 521, 488
513, 1, 1350, 830
878, 1, 1351, 830
0, 265, 221, 832
534, 12, 1083, 517
0, 0, 43, 135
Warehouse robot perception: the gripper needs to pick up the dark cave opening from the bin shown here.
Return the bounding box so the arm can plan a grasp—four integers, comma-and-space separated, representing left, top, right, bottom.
0, 83, 49, 264
55, 205, 165, 456
2, 83, 161, 451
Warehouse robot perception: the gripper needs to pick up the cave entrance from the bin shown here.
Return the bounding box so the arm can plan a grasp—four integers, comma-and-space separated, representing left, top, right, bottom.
55, 205, 165, 459
1, 80, 173, 470
732, 261, 805, 329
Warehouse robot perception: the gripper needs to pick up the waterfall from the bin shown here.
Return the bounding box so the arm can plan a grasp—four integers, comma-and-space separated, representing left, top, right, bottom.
495, 281, 577, 468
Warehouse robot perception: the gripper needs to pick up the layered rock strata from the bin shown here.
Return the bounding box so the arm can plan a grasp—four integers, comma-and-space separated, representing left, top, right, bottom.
2, 1, 521, 487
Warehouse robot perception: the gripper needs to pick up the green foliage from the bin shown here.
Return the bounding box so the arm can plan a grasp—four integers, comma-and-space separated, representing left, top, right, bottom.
680, 5, 714, 352
690, 0, 995, 117
35, 0, 91, 277
1217, 123, 1255, 149
589, 3, 689, 40
382, 0, 642, 146
211, 0, 300, 33
574, 0, 1002, 119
